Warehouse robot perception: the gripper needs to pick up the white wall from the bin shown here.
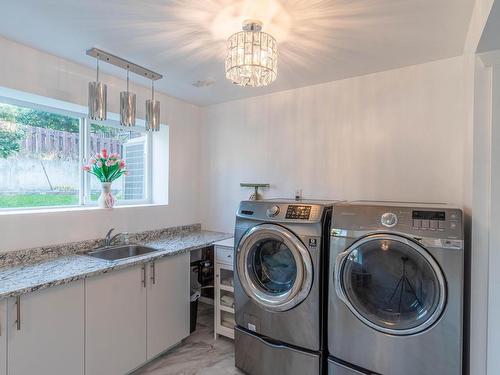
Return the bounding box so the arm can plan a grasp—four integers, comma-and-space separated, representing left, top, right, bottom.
0, 36, 201, 252
200, 56, 469, 233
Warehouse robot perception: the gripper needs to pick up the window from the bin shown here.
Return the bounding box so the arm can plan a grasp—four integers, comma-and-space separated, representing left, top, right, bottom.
0, 100, 152, 210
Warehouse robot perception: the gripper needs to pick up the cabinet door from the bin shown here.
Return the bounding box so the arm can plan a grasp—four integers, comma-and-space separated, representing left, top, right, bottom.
85, 265, 147, 375
147, 253, 190, 359
215, 262, 235, 340
7, 281, 84, 375
0, 300, 6, 375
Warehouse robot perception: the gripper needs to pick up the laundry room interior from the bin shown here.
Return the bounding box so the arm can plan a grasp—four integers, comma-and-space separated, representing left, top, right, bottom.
0, 0, 498, 375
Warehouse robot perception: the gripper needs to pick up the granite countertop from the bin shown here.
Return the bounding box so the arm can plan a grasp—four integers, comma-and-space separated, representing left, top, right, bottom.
0, 227, 232, 300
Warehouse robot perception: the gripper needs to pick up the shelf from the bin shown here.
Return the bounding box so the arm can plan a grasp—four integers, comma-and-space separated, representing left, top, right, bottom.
217, 324, 235, 340
220, 284, 234, 292
219, 304, 235, 314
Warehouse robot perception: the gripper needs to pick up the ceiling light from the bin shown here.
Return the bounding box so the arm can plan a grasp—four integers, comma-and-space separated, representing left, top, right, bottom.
225, 19, 277, 87
145, 80, 160, 131
88, 54, 107, 121
120, 67, 136, 127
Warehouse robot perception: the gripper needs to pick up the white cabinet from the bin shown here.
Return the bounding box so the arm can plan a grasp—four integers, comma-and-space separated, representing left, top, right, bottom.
0, 300, 6, 375
7, 281, 84, 375
86, 255, 192, 374
214, 238, 235, 340
147, 253, 190, 360
0, 252, 191, 375
85, 265, 147, 375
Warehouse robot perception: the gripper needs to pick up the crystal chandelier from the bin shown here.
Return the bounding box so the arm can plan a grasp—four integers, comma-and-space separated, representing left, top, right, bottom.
225, 19, 277, 87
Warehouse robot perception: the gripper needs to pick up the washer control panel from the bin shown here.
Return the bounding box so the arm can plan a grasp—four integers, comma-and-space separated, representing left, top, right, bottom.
412, 210, 448, 231
237, 200, 334, 223
285, 205, 312, 220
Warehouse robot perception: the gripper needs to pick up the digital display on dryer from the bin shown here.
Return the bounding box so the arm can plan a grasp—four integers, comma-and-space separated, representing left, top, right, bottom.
286, 205, 311, 220
412, 211, 446, 221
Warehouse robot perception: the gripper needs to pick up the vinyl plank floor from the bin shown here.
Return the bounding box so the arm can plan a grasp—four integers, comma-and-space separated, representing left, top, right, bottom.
133, 303, 244, 375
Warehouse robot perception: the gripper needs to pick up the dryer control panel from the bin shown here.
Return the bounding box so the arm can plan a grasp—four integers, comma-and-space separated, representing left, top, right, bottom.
285, 205, 312, 220
331, 202, 463, 240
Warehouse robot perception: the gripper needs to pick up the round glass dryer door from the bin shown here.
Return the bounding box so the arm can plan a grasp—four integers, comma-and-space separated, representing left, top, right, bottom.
237, 224, 313, 312
335, 234, 446, 335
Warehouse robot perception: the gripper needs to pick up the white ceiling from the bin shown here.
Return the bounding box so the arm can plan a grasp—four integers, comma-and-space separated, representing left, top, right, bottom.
0, 0, 474, 106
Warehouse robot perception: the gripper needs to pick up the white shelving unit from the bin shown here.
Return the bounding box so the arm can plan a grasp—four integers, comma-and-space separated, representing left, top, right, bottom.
213, 238, 235, 340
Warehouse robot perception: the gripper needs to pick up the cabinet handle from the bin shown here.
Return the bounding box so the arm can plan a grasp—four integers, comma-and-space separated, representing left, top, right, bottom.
141, 265, 146, 288
150, 262, 156, 285
15, 296, 21, 331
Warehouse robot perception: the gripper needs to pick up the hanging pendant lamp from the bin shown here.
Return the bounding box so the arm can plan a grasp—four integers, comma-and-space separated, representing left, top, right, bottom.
88, 54, 107, 120
145, 80, 160, 131
120, 67, 136, 127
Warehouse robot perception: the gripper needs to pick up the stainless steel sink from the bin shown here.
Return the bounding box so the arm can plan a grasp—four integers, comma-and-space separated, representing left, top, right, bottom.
86, 244, 159, 261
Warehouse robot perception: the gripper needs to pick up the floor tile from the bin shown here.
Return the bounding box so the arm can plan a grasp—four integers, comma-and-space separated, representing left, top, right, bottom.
133, 303, 244, 375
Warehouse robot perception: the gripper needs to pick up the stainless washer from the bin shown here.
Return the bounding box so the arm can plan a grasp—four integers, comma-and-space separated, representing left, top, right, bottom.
328, 202, 464, 375
234, 199, 336, 375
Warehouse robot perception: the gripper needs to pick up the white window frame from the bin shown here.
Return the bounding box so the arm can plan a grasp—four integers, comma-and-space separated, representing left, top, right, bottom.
0, 93, 153, 212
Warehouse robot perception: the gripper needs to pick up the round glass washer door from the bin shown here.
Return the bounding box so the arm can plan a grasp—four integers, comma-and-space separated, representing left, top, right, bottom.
237, 223, 313, 312
335, 233, 446, 335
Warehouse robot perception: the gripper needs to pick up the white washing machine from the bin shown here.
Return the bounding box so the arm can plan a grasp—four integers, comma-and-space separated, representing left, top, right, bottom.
234, 199, 337, 375
328, 202, 464, 375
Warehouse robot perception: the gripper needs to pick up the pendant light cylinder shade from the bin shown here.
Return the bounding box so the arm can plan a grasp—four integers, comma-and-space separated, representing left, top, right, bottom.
88, 54, 107, 121
120, 91, 136, 127
145, 99, 160, 131
88, 82, 107, 120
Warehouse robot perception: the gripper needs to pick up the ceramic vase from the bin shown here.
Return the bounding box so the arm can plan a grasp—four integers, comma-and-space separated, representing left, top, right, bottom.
98, 182, 115, 209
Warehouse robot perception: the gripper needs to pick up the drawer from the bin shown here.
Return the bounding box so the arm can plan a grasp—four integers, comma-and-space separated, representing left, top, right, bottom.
235, 327, 320, 375
216, 246, 233, 265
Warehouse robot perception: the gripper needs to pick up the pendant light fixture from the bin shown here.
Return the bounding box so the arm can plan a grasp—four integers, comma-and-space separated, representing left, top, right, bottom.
120, 67, 136, 127
145, 80, 160, 131
88, 53, 107, 120
86, 48, 163, 129
225, 19, 278, 87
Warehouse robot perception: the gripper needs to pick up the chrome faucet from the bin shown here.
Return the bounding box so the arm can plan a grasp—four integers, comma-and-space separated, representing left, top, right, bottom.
104, 228, 123, 247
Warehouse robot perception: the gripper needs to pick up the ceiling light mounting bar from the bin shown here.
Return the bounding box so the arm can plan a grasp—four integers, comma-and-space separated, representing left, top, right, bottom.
86, 47, 163, 81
